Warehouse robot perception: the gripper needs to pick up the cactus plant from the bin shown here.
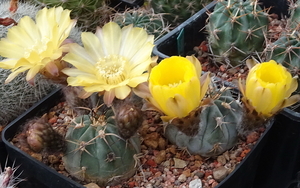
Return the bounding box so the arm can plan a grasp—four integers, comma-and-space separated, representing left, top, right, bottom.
29, 0, 113, 31
63, 107, 141, 186
266, 31, 300, 71
287, 0, 300, 30
25, 115, 65, 152
164, 90, 243, 157
207, 0, 268, 67
112, 8, 170, 39
149, 0, 212, 26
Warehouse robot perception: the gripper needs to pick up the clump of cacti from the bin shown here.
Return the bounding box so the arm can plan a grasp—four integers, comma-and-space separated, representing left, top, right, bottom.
112, 8, 170, 39
29, 0, 113, 31
164, 90, 243, 157
63, 105, 141, 186
149, 0, 212, 26
207, 0, 268, 67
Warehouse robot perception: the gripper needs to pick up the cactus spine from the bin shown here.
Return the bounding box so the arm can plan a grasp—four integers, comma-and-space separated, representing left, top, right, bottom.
164, 90, 242, 157
112, 8, 169, 40
266, 1, 300, 87
149, 0, 212, 26
207, 0, 268, 66
63, 107, 141, 186
30, 0, 113, 31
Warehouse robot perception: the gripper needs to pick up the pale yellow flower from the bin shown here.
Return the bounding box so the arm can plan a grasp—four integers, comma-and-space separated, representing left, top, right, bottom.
62, 22, 154, 106
239, 60, 300, 117
147, 56, 210, 121
0, 6, 76, 83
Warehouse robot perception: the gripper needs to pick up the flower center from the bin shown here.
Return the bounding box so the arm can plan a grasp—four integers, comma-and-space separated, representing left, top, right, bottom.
96, 55, 127, 85
24, 38, 49, 58
168, 80, 182, 88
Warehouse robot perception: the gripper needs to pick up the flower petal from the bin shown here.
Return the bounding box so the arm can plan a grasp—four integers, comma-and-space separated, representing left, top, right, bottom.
114, 85, 131, 99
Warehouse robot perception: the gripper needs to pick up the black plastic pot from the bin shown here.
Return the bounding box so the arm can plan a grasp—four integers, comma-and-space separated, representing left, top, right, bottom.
152, 0, 289, 59
2, 88, 84, 188
253, 109, 300, 188
0, 87, 287, 188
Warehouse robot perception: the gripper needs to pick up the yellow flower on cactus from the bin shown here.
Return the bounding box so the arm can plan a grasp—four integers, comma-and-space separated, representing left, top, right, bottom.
0, 7, 76, 83
62, 22, 154, 106
148, 56, 210, 121
239, 60, 300, 117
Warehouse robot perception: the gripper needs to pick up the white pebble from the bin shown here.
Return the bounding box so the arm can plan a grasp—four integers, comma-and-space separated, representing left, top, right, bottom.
189, 179, 202, 188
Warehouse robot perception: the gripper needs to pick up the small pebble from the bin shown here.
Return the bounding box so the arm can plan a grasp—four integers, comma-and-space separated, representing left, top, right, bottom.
189, 178, 202, 188
173, 158, 187, 168
213, 166, 229, 182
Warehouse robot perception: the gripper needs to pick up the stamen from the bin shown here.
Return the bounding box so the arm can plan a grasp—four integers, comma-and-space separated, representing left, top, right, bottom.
96, 55, 128, 85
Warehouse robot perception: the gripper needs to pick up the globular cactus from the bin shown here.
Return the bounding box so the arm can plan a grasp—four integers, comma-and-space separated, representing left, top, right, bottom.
25, 115, 65, 152
112, 8, 170, 39
63, 107, 141, 186
287, 0, 300, 30
164, 90, 243, 157
29, 0, 113, 31
266, 31, 300, 72
207, 0, 268, 67
265, 0, 300, 88
149, 0, 212, 26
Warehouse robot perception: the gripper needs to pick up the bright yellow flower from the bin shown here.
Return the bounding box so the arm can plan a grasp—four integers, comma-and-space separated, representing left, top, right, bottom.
0, 7, 76, 83
148, 56, 210, 121
62, 22, 154, 106
239, 60, 299, 117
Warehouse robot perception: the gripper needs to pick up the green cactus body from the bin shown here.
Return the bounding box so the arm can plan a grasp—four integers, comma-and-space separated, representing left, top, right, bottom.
207, 0, 268, 66
267, 33, 300, 69
30, 0, 112, 31
150, 0, 211, 26
165, 92, 242, 157
288, 0, 300, 30
113, 9, 169, 40
63, 110, 141, 186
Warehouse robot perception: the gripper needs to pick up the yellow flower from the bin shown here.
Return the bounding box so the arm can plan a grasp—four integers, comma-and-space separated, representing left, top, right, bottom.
239, 60, 299, 117
62, 22, 154, 106
148, 56, 210, 121
0, 7, 75, 83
